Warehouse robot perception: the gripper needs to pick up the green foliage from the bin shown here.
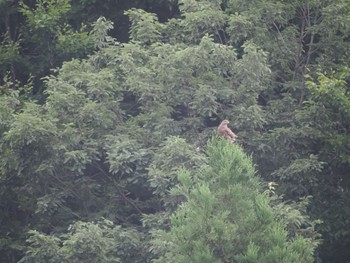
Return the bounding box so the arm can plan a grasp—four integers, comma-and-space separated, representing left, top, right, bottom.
56, 23, 94, 58
303, 68, 350, 260
0, 0, 96, 89
178, 0, 228, 43
0, 87, 20, 130
148, 136, 206, 209
19, 0, 71, 33
115, 32, 270, 138
1, 0, 350, 262
90, 17, 114, 49
254, 64, 350, 261
0, 35, 21, 71
19, 220, 144, 263
306, 69, 350, 125
151, 138, 318, 263
125, 8, 163, 44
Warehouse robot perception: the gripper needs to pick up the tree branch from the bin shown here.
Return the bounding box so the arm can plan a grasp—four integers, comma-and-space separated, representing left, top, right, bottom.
94, 163, 143, 214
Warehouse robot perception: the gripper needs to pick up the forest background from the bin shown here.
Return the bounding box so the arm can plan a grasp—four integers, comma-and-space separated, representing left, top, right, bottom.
0, 0, 349, 262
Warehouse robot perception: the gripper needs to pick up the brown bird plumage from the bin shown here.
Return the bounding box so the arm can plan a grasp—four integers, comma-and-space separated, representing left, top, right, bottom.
218, 120, 237, 142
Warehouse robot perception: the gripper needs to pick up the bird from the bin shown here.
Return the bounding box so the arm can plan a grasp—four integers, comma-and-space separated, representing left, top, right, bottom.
217, 120, 237, 142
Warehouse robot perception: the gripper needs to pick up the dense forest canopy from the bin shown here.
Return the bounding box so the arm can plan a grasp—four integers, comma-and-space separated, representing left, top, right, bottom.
0, 0, 349, 262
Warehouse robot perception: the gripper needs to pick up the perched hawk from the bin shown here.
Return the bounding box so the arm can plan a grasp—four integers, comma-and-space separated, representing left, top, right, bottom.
217, 120, 237, 142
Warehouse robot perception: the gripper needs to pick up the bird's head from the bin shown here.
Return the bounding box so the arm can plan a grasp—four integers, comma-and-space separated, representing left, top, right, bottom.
221, 119, 230, 125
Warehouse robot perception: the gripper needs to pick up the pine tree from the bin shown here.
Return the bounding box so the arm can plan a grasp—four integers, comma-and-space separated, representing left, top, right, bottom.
151, 137, 318, 263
